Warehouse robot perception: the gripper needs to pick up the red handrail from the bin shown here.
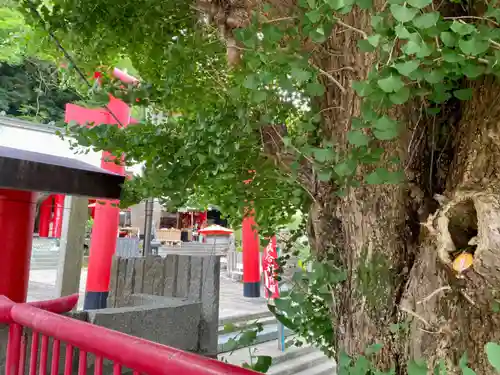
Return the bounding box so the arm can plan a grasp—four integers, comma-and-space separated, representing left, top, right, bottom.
0, 294, 78, 322
9, 303, 259, 375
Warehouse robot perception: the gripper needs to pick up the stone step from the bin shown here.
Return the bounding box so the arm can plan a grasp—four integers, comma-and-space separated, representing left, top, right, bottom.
218, 338, 336, 375
290, 360, 336, 375
30, 258, 58, 263
31, 254, 59, 260
218, 338, 312, 365
31, 260, 59, 266
219, 310, 273, 326
267, 349, 333, 375
268, 345, 317, 366
218, 323, 293, 353
30, 265, 58, 270
31, 256, 59, 261
218, 315, 276, 333
31, 254, 59, 259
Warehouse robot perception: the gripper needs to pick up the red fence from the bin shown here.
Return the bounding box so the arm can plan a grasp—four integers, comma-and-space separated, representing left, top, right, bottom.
0, 295, 258, 375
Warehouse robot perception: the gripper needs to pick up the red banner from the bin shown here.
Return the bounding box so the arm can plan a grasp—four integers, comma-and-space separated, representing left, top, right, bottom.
262, 236, 279, 299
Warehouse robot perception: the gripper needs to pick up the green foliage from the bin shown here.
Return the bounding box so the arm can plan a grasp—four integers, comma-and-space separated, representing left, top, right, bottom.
334, 344, 500, 374
0, 2, 53, 64
0, 6, 35, 63
0, 59, 79, 122
485, 342, 500, 372
220, 321, 273, 373
269, 256, 345, 357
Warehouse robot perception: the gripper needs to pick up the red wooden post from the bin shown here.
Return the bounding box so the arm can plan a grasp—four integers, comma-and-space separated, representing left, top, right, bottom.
242, 171, 261, 297
65, 93, 130, 310
51, 194, 65, 238
242, 212, 260, 297
38, 196, 52, 237
0, 189, 36, 302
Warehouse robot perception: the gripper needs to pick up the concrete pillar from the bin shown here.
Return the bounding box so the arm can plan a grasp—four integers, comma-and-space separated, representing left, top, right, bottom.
56, 196, 88, 299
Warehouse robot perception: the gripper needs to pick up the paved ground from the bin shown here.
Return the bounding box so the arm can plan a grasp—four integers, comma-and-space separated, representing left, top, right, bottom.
28, 268, 268, 319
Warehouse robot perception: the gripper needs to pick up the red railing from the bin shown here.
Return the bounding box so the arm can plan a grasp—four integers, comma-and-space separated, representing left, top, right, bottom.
0, 295, 259, 375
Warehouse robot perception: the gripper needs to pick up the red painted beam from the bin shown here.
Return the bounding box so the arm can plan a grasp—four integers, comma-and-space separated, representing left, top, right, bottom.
112, 68, 138, 84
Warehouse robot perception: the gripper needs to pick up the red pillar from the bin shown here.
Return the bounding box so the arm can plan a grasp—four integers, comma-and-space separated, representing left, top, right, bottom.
66, 96, 130, 310
0, 189, 36, 302
38, 196, 52, 237
51, 194, 65, 238
242, 213, 260, 298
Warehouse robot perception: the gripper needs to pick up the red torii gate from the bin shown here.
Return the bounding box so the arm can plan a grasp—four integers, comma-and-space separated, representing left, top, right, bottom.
64, 68, 137, 310
38, 194, 65, 238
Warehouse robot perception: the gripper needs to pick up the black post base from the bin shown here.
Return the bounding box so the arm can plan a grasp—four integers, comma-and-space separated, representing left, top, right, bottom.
83, 291, 109, 310
243, 282, 260, 298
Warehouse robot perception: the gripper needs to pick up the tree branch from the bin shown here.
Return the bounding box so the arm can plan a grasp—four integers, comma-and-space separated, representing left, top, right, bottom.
334, 19, 368, 38
310, 63, 347, 93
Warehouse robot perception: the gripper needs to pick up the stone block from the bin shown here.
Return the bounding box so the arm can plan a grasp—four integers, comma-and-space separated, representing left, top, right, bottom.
107, 256, 119, 307
108, 253, 222, 358
87, 295, 201, 352
199, 255, 221, 357
163, 254, 178, 297
123, 258, 136, 300
142, 256, 164, 295
115, 257, 129, 306
188, 256, 203, 299
175, 255, 191, 298
133, 258, 145, 293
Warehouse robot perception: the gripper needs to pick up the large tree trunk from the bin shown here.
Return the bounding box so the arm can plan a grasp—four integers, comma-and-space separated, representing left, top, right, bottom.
399, 77, 500, 371
309, 34, 500, 375
208, 0, 500, 371
306, 6, 500, 375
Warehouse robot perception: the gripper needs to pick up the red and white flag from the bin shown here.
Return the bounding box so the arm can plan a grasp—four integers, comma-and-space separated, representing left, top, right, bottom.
262, 236, 280, 299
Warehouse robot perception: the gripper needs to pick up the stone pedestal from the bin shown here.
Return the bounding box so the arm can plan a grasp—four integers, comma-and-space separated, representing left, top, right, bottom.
108, 254, 221, 357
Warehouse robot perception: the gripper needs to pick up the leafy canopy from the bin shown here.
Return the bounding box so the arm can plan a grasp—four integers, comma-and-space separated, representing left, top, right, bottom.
22, 0, 311, 232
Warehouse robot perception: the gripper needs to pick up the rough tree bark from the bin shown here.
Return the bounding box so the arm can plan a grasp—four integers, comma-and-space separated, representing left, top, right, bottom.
201, 0, 500, 372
